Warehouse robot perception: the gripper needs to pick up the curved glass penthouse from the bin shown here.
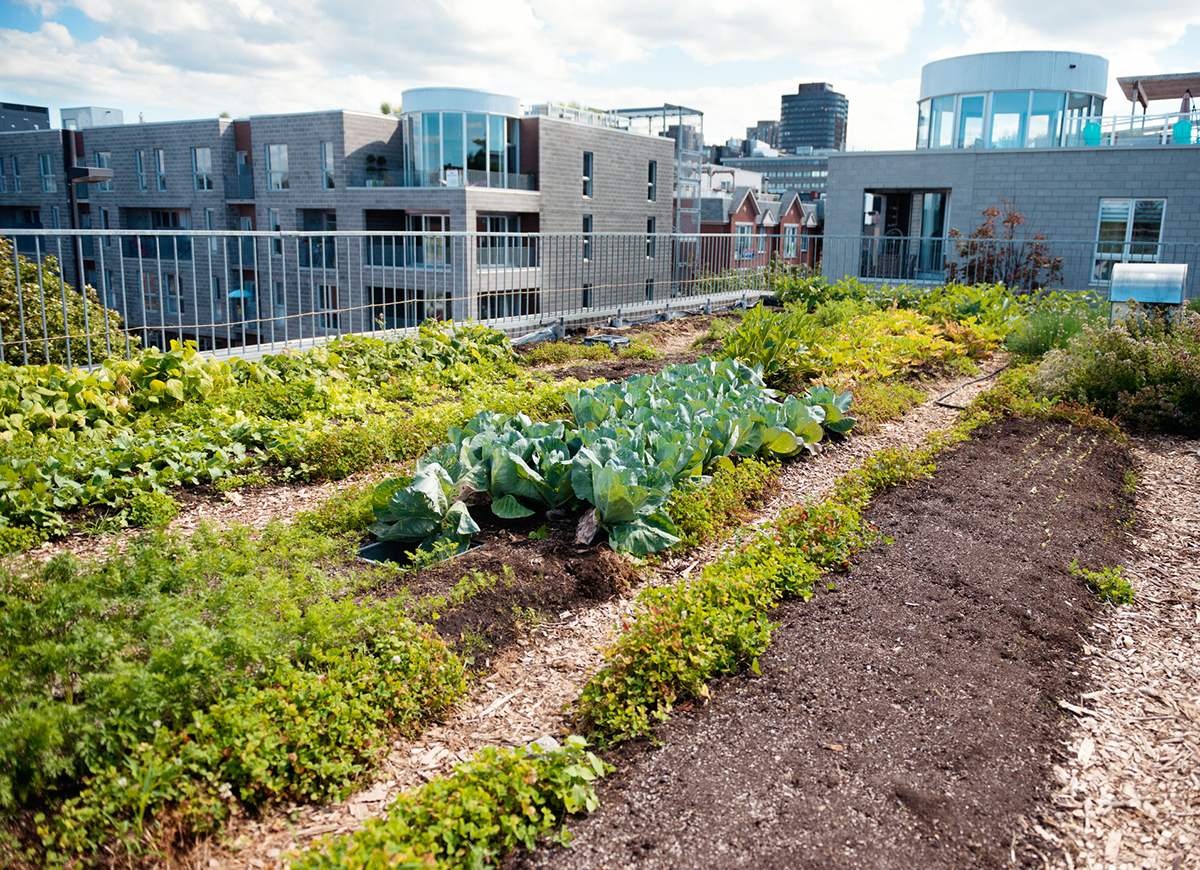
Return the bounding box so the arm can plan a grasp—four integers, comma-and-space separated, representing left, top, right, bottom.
400, 87, 526, 189
915, 51, 1108, 149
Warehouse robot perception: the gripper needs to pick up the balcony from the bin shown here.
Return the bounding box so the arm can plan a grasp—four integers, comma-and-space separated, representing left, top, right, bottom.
353, 169, 537, 191
224, 169, 254, 200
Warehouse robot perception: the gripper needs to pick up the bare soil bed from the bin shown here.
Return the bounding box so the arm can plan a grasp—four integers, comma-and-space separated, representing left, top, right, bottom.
508, 417, 1135, 870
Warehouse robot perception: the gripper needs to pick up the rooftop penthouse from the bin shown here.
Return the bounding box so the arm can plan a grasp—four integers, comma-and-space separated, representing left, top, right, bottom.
913, 51, 1198, 150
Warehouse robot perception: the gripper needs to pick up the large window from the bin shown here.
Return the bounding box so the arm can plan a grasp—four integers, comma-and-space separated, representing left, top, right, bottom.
192, 147, 213, 190
141, 272, 158, 313
266, 144, 288, 190
784, 225, 799, 258
582, 152, 593, 198
1093, 199, 1166, 283
94, 152, 111, 191
39, 154, 55, 192
957, 96, 984, 148
407, 214, 449, 266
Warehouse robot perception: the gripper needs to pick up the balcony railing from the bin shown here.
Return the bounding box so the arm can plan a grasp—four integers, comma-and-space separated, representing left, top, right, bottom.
1061, 112, 1198, 147
353, 169, 537, 191
224, 170, 254, 199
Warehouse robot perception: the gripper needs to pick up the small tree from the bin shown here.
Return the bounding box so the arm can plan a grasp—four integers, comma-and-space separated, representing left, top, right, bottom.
945, 201, 1063, 292
0, 237, 136, 366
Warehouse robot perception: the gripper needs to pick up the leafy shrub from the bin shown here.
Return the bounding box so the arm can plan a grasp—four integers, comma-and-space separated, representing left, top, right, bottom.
0, 238, 138, 367
0, 525, 44, 556
944, 202, 1064, 292
0, 362, 132, 433
1006, 300, 1105, 358
1031, 310, 1200, 433
1069, 560, 1134, 604
102, 341, 235, 412
293, 736, 608, 870
717, 303, 810, 387
123, 490, 180, 528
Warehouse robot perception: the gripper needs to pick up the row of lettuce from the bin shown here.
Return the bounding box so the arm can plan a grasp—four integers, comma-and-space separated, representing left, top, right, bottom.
369, 360, 853, 558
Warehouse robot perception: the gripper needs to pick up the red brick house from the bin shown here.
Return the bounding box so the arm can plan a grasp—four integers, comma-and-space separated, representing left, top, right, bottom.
698, 187, 819, 272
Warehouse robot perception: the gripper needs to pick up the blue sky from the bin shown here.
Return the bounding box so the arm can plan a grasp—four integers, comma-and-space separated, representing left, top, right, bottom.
2, 0, 1198, 148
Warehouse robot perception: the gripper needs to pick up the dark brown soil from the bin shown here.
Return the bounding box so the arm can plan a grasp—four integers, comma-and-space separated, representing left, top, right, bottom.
372, 508, 639, 661
509, 418, 1135, 869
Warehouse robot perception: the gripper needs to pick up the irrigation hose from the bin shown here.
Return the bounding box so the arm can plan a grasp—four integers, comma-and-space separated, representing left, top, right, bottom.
933, 363, 1011, 410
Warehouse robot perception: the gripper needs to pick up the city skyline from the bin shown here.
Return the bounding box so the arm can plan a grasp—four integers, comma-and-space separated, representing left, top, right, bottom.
2, 0, 1199, 150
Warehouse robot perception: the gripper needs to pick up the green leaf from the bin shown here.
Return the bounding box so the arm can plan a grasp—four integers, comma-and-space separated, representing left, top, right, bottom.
492, 494, 535, 519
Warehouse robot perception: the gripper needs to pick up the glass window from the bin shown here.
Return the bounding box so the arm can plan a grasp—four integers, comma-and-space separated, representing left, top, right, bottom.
422, 113, 440, 185
930, 96, 955, 149
39, 153, 56, 191
916, 99, 930, 149
266, 144, 288, 190
958, 95, 984, 148
318, 285, 339, 330
0, 157, 6, 193
489, 114, 504, 181
646, 216, 656, 258
582, 152, 593, 197
1093, 198, 1166, 282
442, 113, 464, 181
269, 208, 282, 256
141, 272, 158, 312
94, 151, 112, 191
648, 161, 657, 201
582, 214, 592, 260
784, 225, 798, 258
466, 114, 486, 173
206, 208, 219, 253
212, 277, 222, 321
165, 274, 185, 315
192, 147, 213, 190
10, 156, 19, 192
322, 141, 335, 189
155, 149, 166, 190
135, 150, 146, 190
1028, 92, 1065, 148
989, 91, 1029, 148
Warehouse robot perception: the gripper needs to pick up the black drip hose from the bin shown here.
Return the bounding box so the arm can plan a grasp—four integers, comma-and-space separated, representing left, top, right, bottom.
933, 363, 1011, 410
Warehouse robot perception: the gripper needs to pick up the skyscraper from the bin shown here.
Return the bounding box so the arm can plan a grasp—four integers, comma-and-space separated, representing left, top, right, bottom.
779, 83, 848, 152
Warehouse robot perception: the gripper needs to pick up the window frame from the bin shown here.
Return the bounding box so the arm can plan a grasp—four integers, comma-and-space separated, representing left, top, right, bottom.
582, 151, 593, 198
321, 141, 335, 189
1092, 197, 1167, 284
646, 216, 656, 258
582, 214, 592, 261
11, 156, 20, 192
39, 153, 56, 192
155, 149, 166, 191
135, 150, 146, 191
192, 146, 213, 191
266, 144, 289, 190
784, 224, 799, 258
94, 151, 112, 191
647, 160, 657, 201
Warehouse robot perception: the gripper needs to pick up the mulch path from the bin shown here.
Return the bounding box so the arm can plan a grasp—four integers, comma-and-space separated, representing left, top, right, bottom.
509, 417, 1134, 870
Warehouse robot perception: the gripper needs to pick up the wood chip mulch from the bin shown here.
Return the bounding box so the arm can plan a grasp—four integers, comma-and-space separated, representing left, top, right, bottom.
1036, 436, 1200, 870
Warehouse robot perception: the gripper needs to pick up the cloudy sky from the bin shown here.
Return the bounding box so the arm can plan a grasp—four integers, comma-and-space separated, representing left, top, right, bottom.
1, 0, 1198, 149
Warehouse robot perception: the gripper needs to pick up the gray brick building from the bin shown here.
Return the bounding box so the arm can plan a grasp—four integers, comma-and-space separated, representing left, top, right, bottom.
822, 52, 1200, 295
0, 88, 677, 349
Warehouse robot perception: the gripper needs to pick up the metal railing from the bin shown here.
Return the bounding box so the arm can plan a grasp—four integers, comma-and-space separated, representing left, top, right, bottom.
352, 169, 538, 190
1, 229, 787, 367
820, 233, 1200, 298
6, 228, 1195, 370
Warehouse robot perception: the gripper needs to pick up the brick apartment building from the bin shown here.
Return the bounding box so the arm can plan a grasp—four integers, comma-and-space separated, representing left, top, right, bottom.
0, 88, 677, 348
699, 187, 819, 271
